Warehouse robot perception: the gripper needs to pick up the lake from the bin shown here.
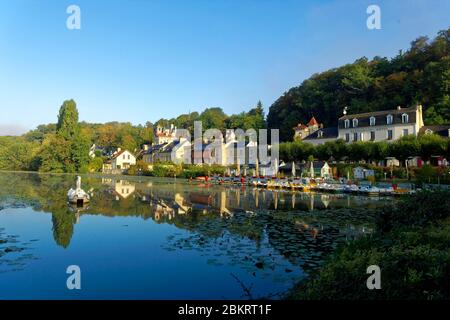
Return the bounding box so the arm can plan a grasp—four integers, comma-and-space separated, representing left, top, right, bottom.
0, 172, 392, 299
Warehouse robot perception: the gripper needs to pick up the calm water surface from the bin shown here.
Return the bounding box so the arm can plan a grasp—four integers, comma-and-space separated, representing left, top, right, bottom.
0, 172, 392, 299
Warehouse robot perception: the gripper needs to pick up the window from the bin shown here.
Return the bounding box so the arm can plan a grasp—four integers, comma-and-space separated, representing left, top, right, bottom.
403, 129, 409, 136
353, 132, 358, 141
344, 119, 350, 128
370, 131, 375, 141
387, 130, 393, 140
128, 155, 130, 160
352, 119, 358, 128
345, 133, 350, 142
317, 130, 323, 138
386, 114, 393, 125
402, 113, 409, 124
123, 154, 126, 159
370, 116, 376, 126
360, 133, 364, 141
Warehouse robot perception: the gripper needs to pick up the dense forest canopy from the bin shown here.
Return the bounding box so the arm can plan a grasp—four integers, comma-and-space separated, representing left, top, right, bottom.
154, 101, 266, 133
267, 29, 450, 141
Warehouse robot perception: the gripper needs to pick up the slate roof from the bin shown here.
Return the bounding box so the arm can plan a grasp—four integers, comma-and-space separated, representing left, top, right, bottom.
338, 106, 417, 129
303, 127, 338, 140
419, 125, 450, 137
143, 143, 167, 155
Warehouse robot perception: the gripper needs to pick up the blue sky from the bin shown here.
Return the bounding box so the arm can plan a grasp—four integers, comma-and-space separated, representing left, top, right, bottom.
0, 0, 449, 135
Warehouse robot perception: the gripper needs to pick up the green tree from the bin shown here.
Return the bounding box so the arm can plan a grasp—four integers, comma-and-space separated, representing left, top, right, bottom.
71, 132, 91, 172
198, 107, 228, 131
57, 99, 79, 140
38, 134, 71, 173
418, 134, 447, 160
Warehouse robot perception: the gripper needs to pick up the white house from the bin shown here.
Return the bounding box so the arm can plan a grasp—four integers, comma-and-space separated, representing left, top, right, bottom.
299, 161, 332, 179
385, 157, 400, 167
353, 167, 375, 180
111, 149, 136, 171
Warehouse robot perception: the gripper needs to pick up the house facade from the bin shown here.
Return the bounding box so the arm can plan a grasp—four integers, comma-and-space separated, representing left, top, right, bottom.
353, 166, 375, 180
338, 105, 424, 143
298, 161, 332, 178
299, 105, 428, 145
111, 149, 136, 170
293, 117, 321, 140
154, 124, 178, 145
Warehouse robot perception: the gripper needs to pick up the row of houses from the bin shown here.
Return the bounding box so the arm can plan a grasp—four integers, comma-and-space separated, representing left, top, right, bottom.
142, 127, 258, 166
97, 104, 449, 174
100, 124, 261, 173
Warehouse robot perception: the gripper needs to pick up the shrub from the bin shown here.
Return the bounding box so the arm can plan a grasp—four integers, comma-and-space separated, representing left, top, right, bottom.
376, 190, 450, 233
288, 190, 450, 300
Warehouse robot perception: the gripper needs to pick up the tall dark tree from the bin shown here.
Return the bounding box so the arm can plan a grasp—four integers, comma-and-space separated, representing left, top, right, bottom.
57, 99, 79, 139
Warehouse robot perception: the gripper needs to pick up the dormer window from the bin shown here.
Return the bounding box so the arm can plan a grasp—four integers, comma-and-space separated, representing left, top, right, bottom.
344, 119, 350, 128
317, 130, 323, 138
370, 116, 376, 126
352, 119, 358, 128
386, 114, 393, 125
425, 129, 433, 135
402, 113, 409, 123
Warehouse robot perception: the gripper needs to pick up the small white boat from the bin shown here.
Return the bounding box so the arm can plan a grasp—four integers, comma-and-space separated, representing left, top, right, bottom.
67, 176, 90, 206
359, 185, 380, 196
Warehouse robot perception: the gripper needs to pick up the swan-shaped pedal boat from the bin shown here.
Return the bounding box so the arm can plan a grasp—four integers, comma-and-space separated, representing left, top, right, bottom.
67, 176, 90, 206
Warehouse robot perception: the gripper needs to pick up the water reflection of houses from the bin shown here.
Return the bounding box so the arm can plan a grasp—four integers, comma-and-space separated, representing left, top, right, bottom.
102, 178, 136, 200
134, 186, 357, 220
101, 178, 389, 219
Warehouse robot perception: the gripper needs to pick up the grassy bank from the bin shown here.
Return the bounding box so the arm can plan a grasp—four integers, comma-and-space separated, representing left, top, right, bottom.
287, 190, 450, 300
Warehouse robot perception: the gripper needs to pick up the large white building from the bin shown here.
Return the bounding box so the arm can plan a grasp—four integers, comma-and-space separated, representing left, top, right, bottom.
300, 105, 429, 145
338, 105, 424, 143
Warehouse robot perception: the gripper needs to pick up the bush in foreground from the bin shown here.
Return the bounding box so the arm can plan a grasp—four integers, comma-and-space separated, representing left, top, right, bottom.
288, 190, 450, 300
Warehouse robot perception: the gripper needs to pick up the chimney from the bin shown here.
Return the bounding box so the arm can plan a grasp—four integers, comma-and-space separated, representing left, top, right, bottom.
143, 144, 149, 151
397, 106, 402, 110
117, 147, 121, 152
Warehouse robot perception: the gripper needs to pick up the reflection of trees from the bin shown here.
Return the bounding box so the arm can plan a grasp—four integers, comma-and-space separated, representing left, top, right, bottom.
0, 173, 87, 248
0, 173, 378, 260
51, 209, 76, 248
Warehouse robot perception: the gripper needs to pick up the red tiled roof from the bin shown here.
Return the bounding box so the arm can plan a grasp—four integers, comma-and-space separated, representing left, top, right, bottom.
156, 132, 173, 137
307, 117, 318, 126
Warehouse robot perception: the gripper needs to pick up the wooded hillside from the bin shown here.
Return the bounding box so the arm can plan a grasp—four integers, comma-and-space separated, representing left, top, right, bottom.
267, 29, 450, 141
